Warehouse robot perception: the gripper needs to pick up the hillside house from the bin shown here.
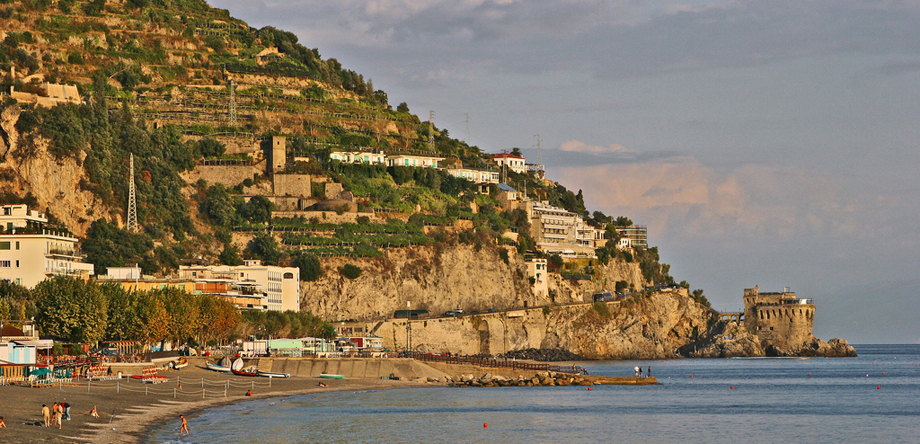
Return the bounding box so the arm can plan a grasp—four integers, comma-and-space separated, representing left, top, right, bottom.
387, 154, 444, 168
492, 153, 528, 174
179, 260, 300, 312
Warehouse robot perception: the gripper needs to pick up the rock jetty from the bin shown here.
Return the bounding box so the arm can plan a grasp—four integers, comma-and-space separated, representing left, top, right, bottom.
440, 371, 658, 387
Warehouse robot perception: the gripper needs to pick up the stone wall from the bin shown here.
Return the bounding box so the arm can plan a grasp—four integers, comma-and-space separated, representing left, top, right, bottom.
272, 174, 312, 197
182, 165, 262, 188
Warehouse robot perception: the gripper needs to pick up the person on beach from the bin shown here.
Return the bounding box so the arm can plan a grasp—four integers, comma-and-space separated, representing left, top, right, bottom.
1, 416, 7, 427
53, 403, 62, 429
42, 404, 51, 427
86, 406, 99, 418
639, 367, 643, 378
62, 402, 71, 420
179, 415, 190, 436
634, 366, 639, 377
648, 366, 652, 378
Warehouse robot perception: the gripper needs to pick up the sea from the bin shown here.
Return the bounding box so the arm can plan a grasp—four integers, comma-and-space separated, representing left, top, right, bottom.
149, 344, 920, 443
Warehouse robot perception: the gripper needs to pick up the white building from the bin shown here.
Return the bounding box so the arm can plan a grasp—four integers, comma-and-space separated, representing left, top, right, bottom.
386, 154, 444, 168
527, 201, 599, 256
329, 151, 387, 165
0, 204, 94, 288
445, 168, 500, 184
492, 153, 527, 174
615, 226, 648, 249
178, 260, 300, 312
526, 257, 549, 299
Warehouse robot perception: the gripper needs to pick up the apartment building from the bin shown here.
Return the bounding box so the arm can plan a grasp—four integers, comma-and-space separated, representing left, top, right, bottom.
179, 260, 300, 312
0, 204, 94, 288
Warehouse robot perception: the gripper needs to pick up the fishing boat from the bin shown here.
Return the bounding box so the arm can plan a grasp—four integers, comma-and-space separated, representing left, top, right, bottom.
319, 374, 345, 379
232, 367, 259, 377
257, 370, 291, 378
231, 357, 245, 371
171, 358, 188, 369
206, 362, 231, 373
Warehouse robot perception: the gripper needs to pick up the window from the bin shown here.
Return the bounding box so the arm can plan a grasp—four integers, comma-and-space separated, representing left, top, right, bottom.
0, 242, 9, 250
15, 241, 19, 250
0, 260, 10, 267
283, 272, 294, 279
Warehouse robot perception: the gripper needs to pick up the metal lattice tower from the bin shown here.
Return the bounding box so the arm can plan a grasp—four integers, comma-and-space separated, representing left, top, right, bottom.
535, 134, 543, 166
428, 110, 435, 151
126, 153, 138, 232
229, 78, 238, 128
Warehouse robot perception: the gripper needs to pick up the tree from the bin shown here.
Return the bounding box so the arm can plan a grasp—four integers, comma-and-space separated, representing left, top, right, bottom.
196, 137, 226, 158
136, 291, 170, 345
240, 196, 273, 224
549, 254, 564, 268
201, 185, 242, 227
340, 264, 362, 279
33, 277, 109, 344
293, 253, 323, 281
396, 102, 410, 113
219, 245, 245, 266
615, 216, 633, 227
102, 284, 141, 341
511, 147, 523, 157
249, 234, 282, 265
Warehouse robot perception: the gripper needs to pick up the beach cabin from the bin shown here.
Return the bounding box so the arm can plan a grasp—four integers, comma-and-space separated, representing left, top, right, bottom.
0, 341, 36, 365
299, 337, 336, 356
268, 339, 303, 357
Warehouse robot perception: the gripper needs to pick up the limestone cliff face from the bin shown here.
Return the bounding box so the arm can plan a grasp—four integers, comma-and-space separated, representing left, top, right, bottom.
547, 260, 646, 305
301, 245, 531, 321
0, 105, 103, 236
681, 321, 857, 358
538, 291, 713, 359
374, 290, 715, 360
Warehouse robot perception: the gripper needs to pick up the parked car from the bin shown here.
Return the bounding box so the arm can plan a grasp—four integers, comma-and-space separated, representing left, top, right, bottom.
444, 309, 464, 317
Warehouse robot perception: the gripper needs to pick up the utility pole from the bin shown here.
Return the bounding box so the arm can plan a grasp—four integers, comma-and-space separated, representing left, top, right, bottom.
465, 113, 470, 146
427, 110, 435, 152
534, 134, 543, 166
127, 154, 138, 232
229, 78, 238, 128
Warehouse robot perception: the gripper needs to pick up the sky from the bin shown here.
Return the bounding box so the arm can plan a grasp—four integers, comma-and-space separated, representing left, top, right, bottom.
208, 0, 920, 344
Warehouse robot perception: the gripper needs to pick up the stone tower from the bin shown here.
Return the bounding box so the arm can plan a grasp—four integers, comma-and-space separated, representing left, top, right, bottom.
743, 286, 816, 349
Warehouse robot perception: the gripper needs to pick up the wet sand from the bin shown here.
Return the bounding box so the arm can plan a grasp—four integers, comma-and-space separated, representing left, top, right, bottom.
0, 363, 415, 444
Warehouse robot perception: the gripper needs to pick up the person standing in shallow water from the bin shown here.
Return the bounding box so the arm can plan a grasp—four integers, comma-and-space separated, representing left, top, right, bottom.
179, 415, 190, 436
648, 366, 651, 378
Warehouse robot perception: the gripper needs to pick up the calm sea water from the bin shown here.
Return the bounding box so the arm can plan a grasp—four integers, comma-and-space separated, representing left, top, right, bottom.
149, 344, 920, 443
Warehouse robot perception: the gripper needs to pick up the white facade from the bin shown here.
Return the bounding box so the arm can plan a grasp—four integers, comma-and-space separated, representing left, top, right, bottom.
386, 154, 444, 168
528, 201, 599, 256
526, 257, 549, 299
615, 226, 648, 249
330, 151, 387, 165
179, 260, 300, 312
446, 168, 500, 184
0, 204, 94, 288
492, 153, 527, 174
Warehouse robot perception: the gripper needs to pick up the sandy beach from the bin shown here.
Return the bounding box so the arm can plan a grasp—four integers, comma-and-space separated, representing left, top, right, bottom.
0, 360, 416, 444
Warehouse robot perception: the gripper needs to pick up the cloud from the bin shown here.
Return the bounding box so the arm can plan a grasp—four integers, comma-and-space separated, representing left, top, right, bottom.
559, 140, 637, 155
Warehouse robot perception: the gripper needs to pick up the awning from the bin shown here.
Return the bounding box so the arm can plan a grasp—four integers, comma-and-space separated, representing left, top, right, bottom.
12, 340, 55, 349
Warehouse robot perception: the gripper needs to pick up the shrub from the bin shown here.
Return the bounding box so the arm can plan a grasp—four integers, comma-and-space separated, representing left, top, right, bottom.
591, 301, 611, 318
294, 253, 323, 281
340, 264, 361, 279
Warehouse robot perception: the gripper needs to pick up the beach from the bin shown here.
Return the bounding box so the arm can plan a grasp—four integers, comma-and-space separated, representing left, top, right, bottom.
0, 360, 414, 444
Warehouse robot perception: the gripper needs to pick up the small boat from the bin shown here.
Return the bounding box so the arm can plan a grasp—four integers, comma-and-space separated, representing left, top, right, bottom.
257, 370, 291, 378
206, 362, 231, 373
231, 358, 245, 371
232, 367, 259, 377
171, 358, 188, 369
319, 374, 345, 379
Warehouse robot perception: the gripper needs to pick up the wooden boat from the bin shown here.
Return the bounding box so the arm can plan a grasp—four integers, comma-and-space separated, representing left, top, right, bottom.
319, 374, 345, 379
206, 362, 231, 373
231, 357, 244, 371
171, 358, 188, 369
257, 370, 291, 378
232, 367, 259, 377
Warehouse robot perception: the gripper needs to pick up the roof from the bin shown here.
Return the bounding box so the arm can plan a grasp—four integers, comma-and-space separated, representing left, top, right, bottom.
498, 183, 517, 192
492, 153, 524, 159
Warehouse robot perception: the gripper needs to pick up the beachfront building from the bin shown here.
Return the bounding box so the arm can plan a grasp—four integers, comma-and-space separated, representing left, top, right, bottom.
492, 153, 528, 174
386, 154, 444, 168
0, 204, 94, 288
179, 260, 300, 312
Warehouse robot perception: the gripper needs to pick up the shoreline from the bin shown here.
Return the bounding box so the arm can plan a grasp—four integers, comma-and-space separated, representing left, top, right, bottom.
0, 365, 419, 444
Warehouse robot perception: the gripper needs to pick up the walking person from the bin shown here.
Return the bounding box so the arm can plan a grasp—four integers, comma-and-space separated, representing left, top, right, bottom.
41, 404, 51, 427
1, 416, 7, 428
53, 403, 62, 429
179, 415, 190, 436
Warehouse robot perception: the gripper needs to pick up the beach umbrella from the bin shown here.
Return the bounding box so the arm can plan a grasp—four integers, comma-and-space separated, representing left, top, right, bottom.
29, 368, 51, 376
